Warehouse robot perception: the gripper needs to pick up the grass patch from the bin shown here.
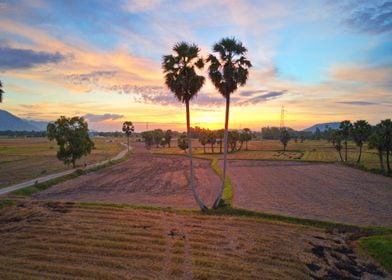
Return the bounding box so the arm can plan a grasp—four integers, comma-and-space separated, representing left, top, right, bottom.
210, 159, 233, 206
359, 234, 392, 273
0, 198, 14, 209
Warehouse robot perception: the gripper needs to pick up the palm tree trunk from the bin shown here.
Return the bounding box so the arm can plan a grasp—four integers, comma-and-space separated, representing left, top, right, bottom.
345, 140, 348, 161
378, 148, 385, 173
219, 140, 222, 153
213, 94, 230, 209
338, 149, 343, 162
127, 135, 130, 152
186, 100, 207, 211
246, 141, 248, 151
357, 144, 362, 164
386, 148, 391, 173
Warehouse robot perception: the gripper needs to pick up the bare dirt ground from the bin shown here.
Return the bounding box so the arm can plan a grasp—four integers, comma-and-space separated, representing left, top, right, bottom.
35, 143, 220, 209
223, 160, 392, 227
0, 201, 388, 279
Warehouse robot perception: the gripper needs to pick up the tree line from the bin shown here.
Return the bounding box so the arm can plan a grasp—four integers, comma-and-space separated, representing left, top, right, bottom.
332, 119, 392, 173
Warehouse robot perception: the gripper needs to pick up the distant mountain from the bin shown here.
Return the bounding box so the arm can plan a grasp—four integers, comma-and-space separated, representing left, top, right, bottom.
303, 122, 340, 133
0, 109, 47, 131
24, 119, 48, 131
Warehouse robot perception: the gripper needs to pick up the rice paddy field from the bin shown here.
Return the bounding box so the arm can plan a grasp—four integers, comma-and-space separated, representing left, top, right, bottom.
0, 137, 124, 188
154, 139, 383, 172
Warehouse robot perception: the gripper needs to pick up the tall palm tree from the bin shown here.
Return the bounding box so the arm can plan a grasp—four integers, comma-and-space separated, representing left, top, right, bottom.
339, 120, 352, 162
0, 80, 4, 103
122, 121, 134, 152
352, 120, 371, 164
207, 37, 252, 208
162, 42, 207, 211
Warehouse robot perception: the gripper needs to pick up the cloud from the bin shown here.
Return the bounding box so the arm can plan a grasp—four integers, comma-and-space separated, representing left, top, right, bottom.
67, 71, 117, 85
240, 90, 267, 97
329, 64, 392, 89
238, 90, 287, 105
84, 113, 124, 122
337, 101, 379, 106
122, 0, 162, 13
0, 45, 65, 70
330, 0, 392, 34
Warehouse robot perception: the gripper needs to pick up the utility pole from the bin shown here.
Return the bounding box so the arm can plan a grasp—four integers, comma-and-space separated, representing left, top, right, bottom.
280, 105, 286, 129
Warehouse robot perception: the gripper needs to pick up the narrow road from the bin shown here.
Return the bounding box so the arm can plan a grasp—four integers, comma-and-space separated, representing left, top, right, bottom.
0, 143, 130, 196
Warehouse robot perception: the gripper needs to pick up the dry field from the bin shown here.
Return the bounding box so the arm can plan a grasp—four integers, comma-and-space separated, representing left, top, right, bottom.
35, 143, 220, 209
0, 201, 388, 279
0, 137, 124, 188
223, 160, 392, 227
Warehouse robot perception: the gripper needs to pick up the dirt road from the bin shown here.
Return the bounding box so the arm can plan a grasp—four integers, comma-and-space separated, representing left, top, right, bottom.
223, 160, 392, 227
36, 143, 220, 209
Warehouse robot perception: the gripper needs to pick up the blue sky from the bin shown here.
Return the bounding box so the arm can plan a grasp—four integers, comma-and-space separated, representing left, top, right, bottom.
0, 0, 391, 131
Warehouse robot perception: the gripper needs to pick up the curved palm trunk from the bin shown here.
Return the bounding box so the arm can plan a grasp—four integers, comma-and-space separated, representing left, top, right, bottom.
357, 144, 362, 164
214, 94, 230, 209
386, 148, 391, 173
186, 100, 208, 211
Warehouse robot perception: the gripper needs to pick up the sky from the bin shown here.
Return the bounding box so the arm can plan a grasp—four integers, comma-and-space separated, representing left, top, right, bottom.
0, 0, 391, 132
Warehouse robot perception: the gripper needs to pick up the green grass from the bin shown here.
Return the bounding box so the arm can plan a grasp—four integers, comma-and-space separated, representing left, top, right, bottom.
210, 159, 233, 206
359, 234, 392, 273
0, 198, 14, 210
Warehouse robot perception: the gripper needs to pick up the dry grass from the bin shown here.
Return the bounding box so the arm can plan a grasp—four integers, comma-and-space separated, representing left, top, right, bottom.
0, 201, 388, 279
153, 140, 383, 171
0, 137, 124, 188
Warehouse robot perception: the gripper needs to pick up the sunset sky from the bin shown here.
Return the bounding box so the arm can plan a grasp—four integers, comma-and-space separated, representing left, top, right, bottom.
0, 0, 391, 132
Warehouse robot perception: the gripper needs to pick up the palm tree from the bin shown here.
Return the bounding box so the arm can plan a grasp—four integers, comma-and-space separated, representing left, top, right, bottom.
207, 37, 252, 208
339, 120, 353, 162
352, 120, 371, 164
162, 42, 207, 211
368, 131, 385, 173
280, 128, 291, 151
0, 80, 4, 103
332, 131, 344, 162
122, 121, 134, 152
379, 119, 392, 173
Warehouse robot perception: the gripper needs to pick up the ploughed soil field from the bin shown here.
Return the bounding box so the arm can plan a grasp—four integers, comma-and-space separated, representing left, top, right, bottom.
0, 201, 388, 279
35, 143, 220, 209
223, 160, 392, 227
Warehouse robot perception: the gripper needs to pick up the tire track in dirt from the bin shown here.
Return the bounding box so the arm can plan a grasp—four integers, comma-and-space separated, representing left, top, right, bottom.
35, 143, 221, 209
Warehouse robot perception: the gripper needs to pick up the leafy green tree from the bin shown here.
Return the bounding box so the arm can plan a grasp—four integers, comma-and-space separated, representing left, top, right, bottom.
339, 120, 353, 162
352, 120, 371, 164
153, 129, 164, 148
216, 129, 224, 153
207, 37, 251, 208
280, 129, 291, 151
332, 130, 344, 162
177, 133, 188, 152
198, 129, 209, 153
165, 129, 173, 148
241, 128, 252, 150
122, 121, 134, 152
47, 116, 94, 168
228, 130, 243, 152
141, 131, 154, 149
0, 80, 4, 103
163, 42, 207, 210
368, 131, 385, 172
207, 130, 216, 153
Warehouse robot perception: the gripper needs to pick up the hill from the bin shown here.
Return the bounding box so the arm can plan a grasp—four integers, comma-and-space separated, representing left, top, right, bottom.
303, 122, 340, 133
0, 109, 46, 131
